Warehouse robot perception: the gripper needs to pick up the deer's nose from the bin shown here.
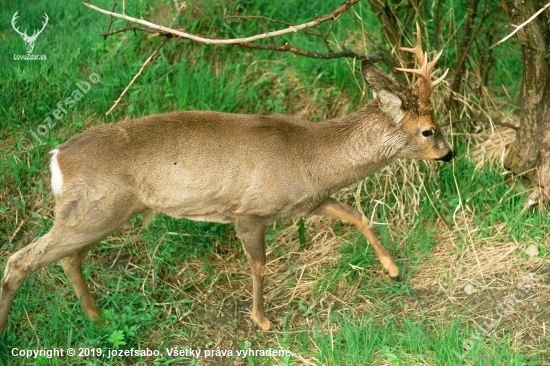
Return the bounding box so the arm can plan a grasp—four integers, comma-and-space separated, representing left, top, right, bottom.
437, 150, 455, 162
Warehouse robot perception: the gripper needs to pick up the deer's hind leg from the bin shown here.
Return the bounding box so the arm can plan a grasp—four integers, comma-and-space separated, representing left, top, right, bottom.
0, 187, 140, 333
61, 248, 100, 321
0, 225, 107, 333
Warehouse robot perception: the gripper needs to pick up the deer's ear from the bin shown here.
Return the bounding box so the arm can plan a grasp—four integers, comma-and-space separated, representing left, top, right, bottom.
377, 90, 405, 124
361, 61, 406, 124
361, 60, 395, 92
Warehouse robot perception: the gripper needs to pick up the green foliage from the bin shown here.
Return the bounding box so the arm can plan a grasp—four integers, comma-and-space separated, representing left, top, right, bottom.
0, 0, 545, 365
107, 330, 127, 349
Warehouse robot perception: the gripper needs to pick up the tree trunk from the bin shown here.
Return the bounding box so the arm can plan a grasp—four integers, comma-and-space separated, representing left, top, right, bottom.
502, 0, 550, 197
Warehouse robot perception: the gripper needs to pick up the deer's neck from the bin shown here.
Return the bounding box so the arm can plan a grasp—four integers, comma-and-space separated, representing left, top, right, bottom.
308, 103, 401, 195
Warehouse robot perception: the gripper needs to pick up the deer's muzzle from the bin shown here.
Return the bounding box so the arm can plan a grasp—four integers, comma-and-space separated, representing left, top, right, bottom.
437, 150, 455, 162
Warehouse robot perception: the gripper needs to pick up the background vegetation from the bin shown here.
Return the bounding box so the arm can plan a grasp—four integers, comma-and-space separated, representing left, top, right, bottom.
0, 0, 548, 365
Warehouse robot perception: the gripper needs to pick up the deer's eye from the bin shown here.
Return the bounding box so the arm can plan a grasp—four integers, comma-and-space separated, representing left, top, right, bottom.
422, 129, 435, 137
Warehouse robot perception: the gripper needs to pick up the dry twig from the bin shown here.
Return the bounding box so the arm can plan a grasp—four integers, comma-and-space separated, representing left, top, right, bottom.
105, 37, 169, 115
9, 220, 25, 244
491, 2, 550, 49
84, 0, 361, 45
237, 42, 377, 61
85, 0, 368, 114
441, 118, 518, 131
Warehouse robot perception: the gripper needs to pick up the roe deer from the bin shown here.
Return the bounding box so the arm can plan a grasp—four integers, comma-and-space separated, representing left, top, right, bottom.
0, 26, 453, 332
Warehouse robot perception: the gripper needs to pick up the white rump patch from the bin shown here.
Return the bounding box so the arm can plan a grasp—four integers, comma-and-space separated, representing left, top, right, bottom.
50, 149, 63, 196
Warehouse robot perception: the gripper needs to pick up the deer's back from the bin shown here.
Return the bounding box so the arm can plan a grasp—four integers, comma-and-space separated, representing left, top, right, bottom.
55, 111, 328, 222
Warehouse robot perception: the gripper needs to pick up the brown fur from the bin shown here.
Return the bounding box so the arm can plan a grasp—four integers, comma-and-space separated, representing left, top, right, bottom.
0, 60, 453, 332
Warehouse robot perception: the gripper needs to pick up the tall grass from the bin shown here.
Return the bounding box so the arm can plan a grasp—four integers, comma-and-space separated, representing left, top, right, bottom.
0, 0, 547, 365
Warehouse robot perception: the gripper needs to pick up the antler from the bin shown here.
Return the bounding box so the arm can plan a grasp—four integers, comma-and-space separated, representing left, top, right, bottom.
11, 12, 48, 41
29, 14, 49, 41
11, 11, 28, 38
396, 23, 449, 105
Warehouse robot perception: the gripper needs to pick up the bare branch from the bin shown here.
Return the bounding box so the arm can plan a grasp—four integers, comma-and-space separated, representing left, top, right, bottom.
86, 0, 368, 114
84, 0, 360, 45
440, 118, 518, 130
229, 15, 325, 40
227, 12, 370, 61
104, 0, 118, 36
237, 42, 378, 61
105, 37, 170, 115
491, 2, 550, 49
101, 26, 165, 38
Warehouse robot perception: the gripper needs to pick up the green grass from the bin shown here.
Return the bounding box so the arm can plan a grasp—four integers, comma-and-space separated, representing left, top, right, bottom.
0, 0, 548, 365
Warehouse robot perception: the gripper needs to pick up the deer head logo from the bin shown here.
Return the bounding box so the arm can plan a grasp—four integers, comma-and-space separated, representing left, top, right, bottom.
11, 11, 49, 54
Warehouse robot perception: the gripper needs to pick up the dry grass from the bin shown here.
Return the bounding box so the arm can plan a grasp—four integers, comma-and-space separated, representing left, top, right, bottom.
103, 175, 549, 364
408, 218, 549, 353
127, 211, 364, 365
2, 24, 549, 362
139, 117, 550, 363
4, 87, 548, 364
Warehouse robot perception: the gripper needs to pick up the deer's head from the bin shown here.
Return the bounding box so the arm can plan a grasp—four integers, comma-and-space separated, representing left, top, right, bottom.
361, 24, 454, 162
11, 11, 49, 54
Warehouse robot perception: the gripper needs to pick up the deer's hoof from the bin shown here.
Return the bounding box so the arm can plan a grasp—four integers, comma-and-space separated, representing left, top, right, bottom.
383, 262, 401, 281
385, 265, 399, 279
389, 273, 402, 282
252, 316, 271, 331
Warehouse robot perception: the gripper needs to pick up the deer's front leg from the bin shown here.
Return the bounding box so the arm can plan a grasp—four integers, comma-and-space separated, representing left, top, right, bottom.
236, 217, 271, 331
314, 198, 399, 279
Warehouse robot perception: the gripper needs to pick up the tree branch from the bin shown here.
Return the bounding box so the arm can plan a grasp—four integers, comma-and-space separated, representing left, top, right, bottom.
491, 2, 550, 49
84, 0, 361, 45
103, 0, 118, 36
440, 118, 518, 130
101, 26, 167, 38
236, 42, 379, 61
85, 0, 369, 115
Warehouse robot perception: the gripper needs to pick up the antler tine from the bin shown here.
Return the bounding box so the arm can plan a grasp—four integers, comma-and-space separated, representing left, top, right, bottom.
11, 11, 28, 37
395, 23, 447, 104
26, 13, 49, 41
432, 68, 450, 88
399, 22, 424, 64
428, 49, 449, 88
426, 49, 443, 72
36, 13, 49, 36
